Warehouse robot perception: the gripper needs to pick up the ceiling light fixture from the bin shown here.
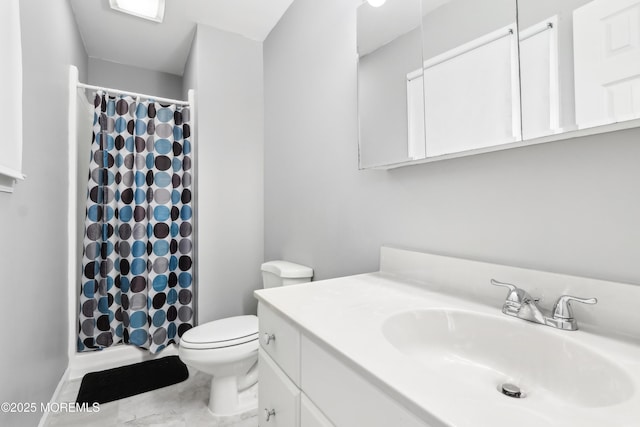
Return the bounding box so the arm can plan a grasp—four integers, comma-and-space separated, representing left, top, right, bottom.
367, 0, 387, 7
109, 0, 165, 23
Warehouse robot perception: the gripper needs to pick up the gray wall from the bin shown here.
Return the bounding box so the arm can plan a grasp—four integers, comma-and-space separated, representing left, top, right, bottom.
88, 57, 183, 100
183, 25, 264, 323
0, 0, 87, 425
264, 0, 640, 286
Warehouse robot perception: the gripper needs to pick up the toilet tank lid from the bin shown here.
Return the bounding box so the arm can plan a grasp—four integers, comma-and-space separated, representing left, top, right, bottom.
261, 260, 313, 278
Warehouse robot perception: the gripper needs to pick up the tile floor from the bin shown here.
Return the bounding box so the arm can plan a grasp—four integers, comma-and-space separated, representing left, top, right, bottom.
44, 369, 258, 427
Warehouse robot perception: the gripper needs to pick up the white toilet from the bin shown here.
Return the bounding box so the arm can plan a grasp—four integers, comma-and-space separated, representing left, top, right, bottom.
178, 260, 313, 416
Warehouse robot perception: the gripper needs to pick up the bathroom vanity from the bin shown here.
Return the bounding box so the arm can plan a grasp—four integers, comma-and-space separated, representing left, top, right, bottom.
254, 247, 640, 426
257, 301, 425, 427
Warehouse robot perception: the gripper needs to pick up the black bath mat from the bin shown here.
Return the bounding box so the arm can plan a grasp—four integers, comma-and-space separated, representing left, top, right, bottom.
76, 355, 189, 405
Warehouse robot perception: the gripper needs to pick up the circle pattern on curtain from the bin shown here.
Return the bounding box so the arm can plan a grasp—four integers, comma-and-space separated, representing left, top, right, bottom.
78, 92, 194, 354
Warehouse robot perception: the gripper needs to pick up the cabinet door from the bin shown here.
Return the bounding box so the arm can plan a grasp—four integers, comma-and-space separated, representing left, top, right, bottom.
259, 303, 301, 386
301, 393, 334, 427
301, 335, 431, 427
259, 350, 300, 427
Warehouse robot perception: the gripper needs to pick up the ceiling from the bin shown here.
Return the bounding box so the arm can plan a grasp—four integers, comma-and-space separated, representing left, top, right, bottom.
68, 0, 295, 76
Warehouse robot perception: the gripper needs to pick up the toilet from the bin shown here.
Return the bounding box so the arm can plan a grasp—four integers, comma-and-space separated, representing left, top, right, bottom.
178, 260, 313, 416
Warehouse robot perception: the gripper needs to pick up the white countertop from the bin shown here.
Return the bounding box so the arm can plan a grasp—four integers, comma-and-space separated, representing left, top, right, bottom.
255, 271, 640, 427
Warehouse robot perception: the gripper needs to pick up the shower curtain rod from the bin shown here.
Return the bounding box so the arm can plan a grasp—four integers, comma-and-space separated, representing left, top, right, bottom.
77, 82, 190, 106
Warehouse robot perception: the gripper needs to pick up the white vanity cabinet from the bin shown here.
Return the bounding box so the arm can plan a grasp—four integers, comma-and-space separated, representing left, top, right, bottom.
257, 303, 429, 427
256, 247, 640, 426
258, 302, 302, 427
258, 303, 332, 427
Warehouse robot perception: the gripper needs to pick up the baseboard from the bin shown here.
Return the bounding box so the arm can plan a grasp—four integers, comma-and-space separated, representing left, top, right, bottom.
37, 367, 70, 427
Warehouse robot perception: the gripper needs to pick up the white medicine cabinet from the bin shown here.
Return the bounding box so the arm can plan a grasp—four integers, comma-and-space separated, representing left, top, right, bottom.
357, 0, 640, 169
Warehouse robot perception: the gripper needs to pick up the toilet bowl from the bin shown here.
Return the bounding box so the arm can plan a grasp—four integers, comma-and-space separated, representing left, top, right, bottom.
179, 315, 259, 415
178, 260, 313, 416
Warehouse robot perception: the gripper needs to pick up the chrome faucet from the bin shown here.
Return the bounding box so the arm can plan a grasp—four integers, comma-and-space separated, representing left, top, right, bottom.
491, 279, 597, 331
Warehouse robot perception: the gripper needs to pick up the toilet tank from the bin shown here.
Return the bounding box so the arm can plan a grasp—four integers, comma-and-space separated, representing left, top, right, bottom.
261, 260, 313, 289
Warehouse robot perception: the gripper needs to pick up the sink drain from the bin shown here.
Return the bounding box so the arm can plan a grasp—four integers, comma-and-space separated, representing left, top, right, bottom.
500, 383, 523, 398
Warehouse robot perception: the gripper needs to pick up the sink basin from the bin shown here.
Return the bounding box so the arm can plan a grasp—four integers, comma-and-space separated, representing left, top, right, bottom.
382, 308, 634, 408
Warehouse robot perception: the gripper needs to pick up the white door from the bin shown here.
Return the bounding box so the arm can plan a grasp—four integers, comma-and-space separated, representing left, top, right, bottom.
573, 0, 640, 128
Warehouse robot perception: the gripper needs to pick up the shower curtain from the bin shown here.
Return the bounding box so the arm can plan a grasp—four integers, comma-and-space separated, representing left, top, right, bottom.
78, 92, 194, 354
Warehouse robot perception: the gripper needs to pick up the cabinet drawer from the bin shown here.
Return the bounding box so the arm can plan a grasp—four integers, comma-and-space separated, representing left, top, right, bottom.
259, 350, 300, 427
301, 335, 430, 427
301, 393, 334, 427
258, 302, 301, 386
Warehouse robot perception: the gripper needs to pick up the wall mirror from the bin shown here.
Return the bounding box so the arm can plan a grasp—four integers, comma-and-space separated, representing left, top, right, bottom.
358, 0, 640, 169
518, 0, 640, 140
357, 0, 425, 168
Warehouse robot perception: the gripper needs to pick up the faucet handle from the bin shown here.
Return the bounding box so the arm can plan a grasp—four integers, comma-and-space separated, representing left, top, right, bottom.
491, 279, 524, 302
491, 279, 532, 317
552, 295, 597, 320
491, 279, 517, 292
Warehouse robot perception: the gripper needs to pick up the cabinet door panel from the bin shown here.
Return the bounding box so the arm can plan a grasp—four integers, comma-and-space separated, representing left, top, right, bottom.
301, 335, 432, 427
259, 303, 301, 386
259, 350, 300, 427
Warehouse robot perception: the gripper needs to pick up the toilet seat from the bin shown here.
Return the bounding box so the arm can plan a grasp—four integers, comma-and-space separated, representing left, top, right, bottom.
180, 315, 259, 350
